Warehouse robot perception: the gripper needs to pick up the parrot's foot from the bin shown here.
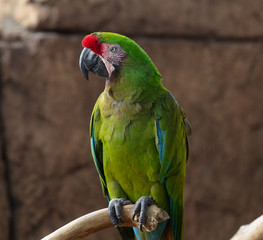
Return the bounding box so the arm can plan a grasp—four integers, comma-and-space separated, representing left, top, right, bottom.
132, 196, 156, 232
108, 198, 132, 228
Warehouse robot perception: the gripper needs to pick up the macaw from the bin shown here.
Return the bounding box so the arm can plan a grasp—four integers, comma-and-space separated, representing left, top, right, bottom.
79, 32, 191, 240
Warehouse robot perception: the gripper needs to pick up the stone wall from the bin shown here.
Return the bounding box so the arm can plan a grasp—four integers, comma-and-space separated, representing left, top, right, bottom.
0, 1, 263, 240
1, 0, 263, 37
0, 144, 10, 240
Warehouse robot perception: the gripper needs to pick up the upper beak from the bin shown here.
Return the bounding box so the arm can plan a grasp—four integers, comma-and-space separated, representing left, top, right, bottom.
79, 48, 109, 80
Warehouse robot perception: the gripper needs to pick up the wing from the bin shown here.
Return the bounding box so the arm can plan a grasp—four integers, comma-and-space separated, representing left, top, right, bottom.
154, 92, 191, 240
90, 100, 108, 197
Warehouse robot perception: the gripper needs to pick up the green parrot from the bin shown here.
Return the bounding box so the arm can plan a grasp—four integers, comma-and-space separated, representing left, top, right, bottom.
79, 32, 191, 240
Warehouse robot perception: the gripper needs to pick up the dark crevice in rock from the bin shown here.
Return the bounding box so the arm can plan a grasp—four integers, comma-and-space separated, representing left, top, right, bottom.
0, 50, 15, 240
28, 29, 263, 43
129, 33, 263, 44
3, 25, 263, 44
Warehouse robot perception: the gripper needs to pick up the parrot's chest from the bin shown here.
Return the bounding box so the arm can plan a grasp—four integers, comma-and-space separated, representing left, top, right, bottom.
98, 95, 161, 200
98, 93, 155, 144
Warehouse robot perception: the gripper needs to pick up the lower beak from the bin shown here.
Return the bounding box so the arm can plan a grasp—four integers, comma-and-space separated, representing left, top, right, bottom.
79, 48, 109, 80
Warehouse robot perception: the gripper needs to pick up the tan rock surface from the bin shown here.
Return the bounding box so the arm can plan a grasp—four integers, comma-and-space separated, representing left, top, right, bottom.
0, 30, 118, 240
1, 0, 263, 38
0, 29, 263, 240
142, 39, 263, 240
0, 41, 11, 240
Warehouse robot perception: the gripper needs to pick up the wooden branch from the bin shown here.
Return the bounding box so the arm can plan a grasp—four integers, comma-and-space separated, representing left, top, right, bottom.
230, 215, 263, 240
41, 204, 170, 240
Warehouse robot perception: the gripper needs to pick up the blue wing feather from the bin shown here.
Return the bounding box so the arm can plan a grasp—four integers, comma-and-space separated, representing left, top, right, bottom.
155, 93, 190, 240
90, 112, 108, 196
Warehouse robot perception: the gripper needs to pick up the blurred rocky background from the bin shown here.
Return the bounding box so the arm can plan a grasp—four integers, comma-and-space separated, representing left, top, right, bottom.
0, 1, 263, 240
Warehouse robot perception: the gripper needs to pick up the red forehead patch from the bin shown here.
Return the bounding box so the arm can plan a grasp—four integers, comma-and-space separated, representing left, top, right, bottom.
82, 34, 102, 55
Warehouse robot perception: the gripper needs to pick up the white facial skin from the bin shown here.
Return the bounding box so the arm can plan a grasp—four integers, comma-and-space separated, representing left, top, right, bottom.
100, 43, 127, 78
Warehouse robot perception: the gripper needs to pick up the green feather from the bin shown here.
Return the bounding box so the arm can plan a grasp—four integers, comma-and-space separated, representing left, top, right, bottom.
88, 32, 191, 240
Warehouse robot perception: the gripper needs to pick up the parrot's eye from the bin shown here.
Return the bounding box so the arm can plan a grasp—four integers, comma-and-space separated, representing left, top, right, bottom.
110, 46, 117, 53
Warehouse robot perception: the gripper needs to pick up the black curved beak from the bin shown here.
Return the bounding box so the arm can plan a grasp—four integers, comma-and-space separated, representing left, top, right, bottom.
79, 48, 109, 80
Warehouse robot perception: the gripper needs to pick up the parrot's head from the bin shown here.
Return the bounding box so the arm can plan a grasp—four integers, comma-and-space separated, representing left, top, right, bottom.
79, 32, 161, 84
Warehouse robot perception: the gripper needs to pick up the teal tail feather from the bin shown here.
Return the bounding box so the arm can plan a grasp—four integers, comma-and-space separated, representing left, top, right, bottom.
169, 198, 184, 240
133, 221, 168, 240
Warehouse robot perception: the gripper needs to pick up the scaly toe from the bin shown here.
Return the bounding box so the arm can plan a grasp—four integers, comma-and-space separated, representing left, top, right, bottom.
108, 198, 132, 228
132, 196, 156, 232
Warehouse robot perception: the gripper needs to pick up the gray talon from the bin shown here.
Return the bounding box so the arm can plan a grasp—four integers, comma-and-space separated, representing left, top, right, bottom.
108, 198, 132, 228
132, 196, 156, 232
